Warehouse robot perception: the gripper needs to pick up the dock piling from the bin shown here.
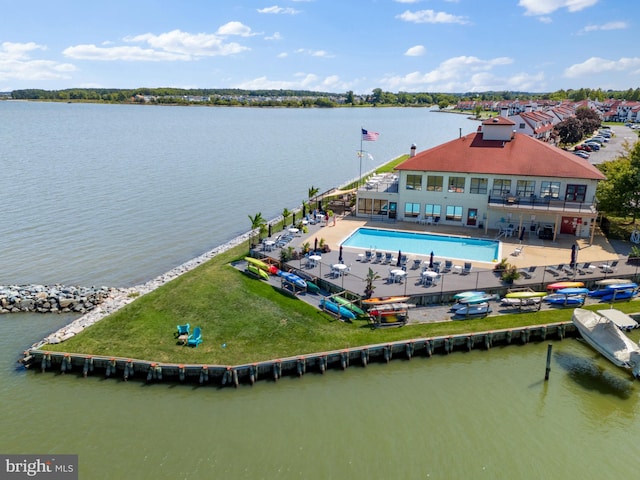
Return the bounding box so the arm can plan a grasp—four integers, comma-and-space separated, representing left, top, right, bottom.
544, 344, 553, 381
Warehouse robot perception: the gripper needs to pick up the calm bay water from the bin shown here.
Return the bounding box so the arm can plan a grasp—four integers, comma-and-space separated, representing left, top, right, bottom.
1, 102, 638, 479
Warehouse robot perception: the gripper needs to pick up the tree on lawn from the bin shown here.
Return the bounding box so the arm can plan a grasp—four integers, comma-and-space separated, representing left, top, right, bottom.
596, 141, 640, 223
554, 117, 584, 145
282, 208, 292, 227
248, 212, 266, 248
575, 107, 601, 135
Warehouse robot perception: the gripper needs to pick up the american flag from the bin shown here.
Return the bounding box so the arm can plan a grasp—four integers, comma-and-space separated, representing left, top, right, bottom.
361, 128, 379, 141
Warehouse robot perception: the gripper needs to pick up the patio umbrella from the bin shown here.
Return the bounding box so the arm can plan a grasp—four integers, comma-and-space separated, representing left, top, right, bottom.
291, 212, 295, 225
570, 244, 577, 267
397, 250, 402, 267
519, 226, 526, 242
302, 204, 306, 217
338, 245, 343, 263
429, 251, 434, 269
268, 224, 272, 238
314, 238, 318, 253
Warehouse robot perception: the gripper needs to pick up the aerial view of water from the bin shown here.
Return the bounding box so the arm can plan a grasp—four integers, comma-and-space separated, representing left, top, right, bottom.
1, 102, 638, 479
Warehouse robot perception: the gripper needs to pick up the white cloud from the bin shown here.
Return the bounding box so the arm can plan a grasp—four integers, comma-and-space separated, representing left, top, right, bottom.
258, 6, 300, 15
0, 41, 76, 82
518, 0, 597, 16
295, 48, 334, 58
216, 21, 256, 37
63, 44, 190, 61
405, 45, 426, 56
564, 56, 640, 78
265, 32, 283, 41
277, 52, 288, 58
64, 29, 250, 61
379, 55, 519, 91
396, 9, 470, 24
581, 21, 628, 33
127, 30, 249, 56
235, 73, 353, 92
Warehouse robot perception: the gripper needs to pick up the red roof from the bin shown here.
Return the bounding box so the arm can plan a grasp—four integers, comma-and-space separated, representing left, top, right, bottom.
396, 132, 605, 180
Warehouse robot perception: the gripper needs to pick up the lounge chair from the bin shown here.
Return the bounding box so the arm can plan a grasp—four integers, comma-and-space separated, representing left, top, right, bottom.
374, 251, 383, 263
562, 264, 576, 276
176, 323, 190, 337
187, 326, 202, 347
412, 258, 422, 270
512, 246, 524, 256
442, 260, 453, 273
599, 260, 618, 273
576, 262, 591, 275
545, 264, 564, 277
364, 250, 372, 262
519, 266, 537, 279
461, 262, 472, 275
384, 252, 393, 264
433, 216, 440, 226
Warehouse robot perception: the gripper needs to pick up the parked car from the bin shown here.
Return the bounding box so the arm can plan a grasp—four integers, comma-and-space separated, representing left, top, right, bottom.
584, 142, 600, 151
573, 151, 590, 159
598, 131, 612, 138
590, 137, 607, 144
575, 144, 592, 152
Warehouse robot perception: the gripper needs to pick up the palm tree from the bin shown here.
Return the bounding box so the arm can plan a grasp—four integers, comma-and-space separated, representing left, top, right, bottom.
248, 212, 266, 248
364, 267, 381, 299
282, 208, 291, 227
308, 186, 319, 201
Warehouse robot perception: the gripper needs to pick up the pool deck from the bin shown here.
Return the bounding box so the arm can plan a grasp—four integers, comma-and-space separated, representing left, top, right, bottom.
256, 213, 639, 323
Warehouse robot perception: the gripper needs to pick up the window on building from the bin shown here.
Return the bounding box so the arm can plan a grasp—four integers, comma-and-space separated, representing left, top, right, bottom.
404, 202, 421, 217
470, 177, 488, 194
426, 175, 443, 192
424, 204, 441, 219
519, 123, 525, 129
540, 181, 560, 198
357, 198, 388, 215
565, 184, 586, 202
516, 180, 535, 197
448, 176, 465, 193
406, 174, 422, 190
492, 179, 511, 196
445, 205, 463, 221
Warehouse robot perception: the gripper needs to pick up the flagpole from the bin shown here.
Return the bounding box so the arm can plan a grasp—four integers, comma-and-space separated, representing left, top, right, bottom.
359, 127, 363, 188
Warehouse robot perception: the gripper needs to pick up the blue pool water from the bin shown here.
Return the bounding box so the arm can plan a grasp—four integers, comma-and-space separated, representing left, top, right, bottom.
341, 228, 501, 263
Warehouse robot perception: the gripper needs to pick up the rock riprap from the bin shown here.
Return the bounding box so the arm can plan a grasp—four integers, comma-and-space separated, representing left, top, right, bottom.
0, 284, 118, 314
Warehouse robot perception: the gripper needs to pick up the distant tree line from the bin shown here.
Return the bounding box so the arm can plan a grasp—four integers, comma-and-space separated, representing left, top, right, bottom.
8, 87, 640, 107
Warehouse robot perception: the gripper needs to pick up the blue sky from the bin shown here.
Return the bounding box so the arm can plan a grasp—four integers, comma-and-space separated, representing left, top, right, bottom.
1, 0, 638, 93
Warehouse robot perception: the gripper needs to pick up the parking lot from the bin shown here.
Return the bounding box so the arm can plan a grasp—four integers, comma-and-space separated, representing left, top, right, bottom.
582, 124, 638, 165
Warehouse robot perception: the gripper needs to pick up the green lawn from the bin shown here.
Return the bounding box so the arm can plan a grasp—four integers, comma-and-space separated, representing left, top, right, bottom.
43, 242, 640, 365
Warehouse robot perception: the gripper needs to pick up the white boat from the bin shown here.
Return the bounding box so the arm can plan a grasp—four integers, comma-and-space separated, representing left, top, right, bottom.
571, 308, 640, 378
596, 309, 639, 331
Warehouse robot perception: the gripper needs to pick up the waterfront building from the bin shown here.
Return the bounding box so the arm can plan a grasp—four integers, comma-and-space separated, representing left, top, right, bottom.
355, 116, 606, 244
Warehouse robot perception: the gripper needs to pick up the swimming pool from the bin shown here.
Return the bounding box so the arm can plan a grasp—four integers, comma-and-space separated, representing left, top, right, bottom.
341, 227, 501, 263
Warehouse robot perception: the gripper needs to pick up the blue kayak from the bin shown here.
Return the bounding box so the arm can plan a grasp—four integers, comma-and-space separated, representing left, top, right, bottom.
555, 287, 589, 295
320, 298, 356, 320
277, 271, 307, 289
544, 294, 585, 305
600, 289, 638, 302
589, 283, 638, 297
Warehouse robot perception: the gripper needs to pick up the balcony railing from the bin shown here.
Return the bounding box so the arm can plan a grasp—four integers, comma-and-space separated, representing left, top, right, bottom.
487, 194, 596, 214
